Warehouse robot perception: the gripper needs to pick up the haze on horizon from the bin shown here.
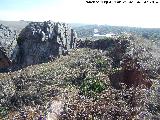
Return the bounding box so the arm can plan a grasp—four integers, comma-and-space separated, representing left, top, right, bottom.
0, 0, 160, 28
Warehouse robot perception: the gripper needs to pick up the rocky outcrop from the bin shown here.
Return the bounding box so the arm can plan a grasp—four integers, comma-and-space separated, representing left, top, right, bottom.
46, 98, 63, 120
16, 21, 77, 67
0, 24, 18, 71
0, 21, 77, 71
78, 36, 160, 88
78, 38, 130, 67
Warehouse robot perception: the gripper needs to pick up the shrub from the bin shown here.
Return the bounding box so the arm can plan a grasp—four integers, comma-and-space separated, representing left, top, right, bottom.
0, 106, 8, 118
80, 77, 106, 97
95, 58, 109, 73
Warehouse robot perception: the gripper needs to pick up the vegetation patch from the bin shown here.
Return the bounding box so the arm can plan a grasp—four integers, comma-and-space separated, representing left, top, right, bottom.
95, 58, 110, 73
0, 106, 8, 119
80, 77, 107, 98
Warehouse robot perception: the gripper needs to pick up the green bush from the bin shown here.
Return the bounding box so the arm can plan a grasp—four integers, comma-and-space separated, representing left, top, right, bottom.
80, 77, 106, 97
0, 106, 8, 118
95, 58, 109, 73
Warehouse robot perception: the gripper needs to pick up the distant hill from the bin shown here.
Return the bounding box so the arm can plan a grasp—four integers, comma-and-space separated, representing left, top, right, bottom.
0, 20, 30, 33
72, 24, 160, 41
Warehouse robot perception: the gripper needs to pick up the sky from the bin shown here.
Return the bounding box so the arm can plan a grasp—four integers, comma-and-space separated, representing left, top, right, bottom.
0, 0, 160, 28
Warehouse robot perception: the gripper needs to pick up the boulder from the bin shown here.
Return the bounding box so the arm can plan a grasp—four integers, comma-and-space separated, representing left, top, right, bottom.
46, 98, 63, 120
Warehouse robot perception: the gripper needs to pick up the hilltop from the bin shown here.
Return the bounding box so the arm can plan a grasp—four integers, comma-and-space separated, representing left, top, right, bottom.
0, 34, 159, 119
0, 20, 160, 119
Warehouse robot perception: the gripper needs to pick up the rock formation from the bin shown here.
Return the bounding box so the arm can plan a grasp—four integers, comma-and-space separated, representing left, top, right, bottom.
0, 24, 18, 72
0, 21, 77, 71
16, 21, 77, 67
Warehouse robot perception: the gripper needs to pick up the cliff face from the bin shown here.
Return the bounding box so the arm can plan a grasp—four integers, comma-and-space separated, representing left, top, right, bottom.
0, 24, 19, 71
16, 21, 77, 67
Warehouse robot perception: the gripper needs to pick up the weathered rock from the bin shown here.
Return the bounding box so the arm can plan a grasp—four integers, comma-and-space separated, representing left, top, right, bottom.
157, 67, 160, 75
0, 24, 18, 71
16, 21, 77, 67
46, 98, 63, 120
0, 48, 11, 72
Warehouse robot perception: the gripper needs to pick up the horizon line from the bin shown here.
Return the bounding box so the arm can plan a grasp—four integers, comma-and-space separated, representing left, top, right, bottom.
0, 19, 160, 29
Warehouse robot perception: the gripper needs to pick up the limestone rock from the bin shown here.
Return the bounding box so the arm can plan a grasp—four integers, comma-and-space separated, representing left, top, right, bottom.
16, 21, 77, 67
0, 24, 18, 71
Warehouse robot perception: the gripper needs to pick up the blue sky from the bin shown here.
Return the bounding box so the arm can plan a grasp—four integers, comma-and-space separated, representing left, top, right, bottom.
0, 0, 160, 28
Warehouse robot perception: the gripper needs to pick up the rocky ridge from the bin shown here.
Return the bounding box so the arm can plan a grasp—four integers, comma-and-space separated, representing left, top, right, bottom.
0, 21, 77, 71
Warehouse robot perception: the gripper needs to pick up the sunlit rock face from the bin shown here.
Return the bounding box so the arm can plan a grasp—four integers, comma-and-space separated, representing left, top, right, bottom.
0, 24, 18, 72
16, 21, 77, 67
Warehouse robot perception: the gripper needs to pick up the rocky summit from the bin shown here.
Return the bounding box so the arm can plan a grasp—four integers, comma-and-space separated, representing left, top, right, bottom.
0, 21, 77, 71
16, 21, 77, 67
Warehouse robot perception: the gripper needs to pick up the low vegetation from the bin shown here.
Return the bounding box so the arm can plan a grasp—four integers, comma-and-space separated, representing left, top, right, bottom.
0, 35, 159, 119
